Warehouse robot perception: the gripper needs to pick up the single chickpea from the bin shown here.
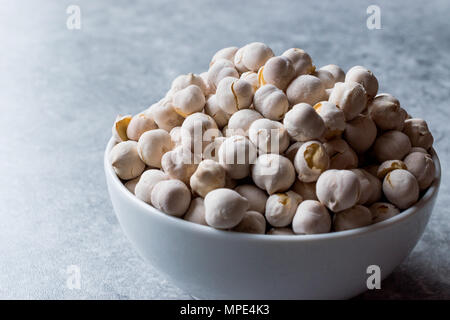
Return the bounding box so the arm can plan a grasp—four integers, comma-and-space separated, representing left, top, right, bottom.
216, 77, 254, 115
377, 160, 407, 179
316, 169, 361, 212
234, 42, 274, 73
135, 169, 169, 204
265, 191, 303, 227
323, 138, 358, 170
259, 56, 296, 91
253, 84, 289, 121
235, 184, 268, 214
184, 197, 207, 226
126, 113, 158, 141
210, 46, 239, 67
227, 109, 263, 136
207, 58, 239, 92
218, 135, 258, 179
151, 179, 192, 217
172, 85, 206, 118
367, 94, 407, 131
248, 118, 290, 153
328, 81, 367, 121
204, 188, 249, 229
286, 75, 326, 106
267, 227, 295, 235
233, 210, 266, 234
344, 114, 377, 153
382, 169, 419, 209
252, 154, 296, 194
319, 64, 345, 83
137, 129, 173, 168
292, 180, 318, 201
403, 152, 435, 190
370, 202, 400, 224
161, 146, 198, 185
312, 69, 335, 89
180, 113, 220, 157
112, 115, 132, 142
151, 98, 184, 132
373, 130, 411, 162
283, 103, 326, 141
110, 141, 146, 180
168, 73, 208, 97
124, 176, 140, 195
292, 200, 331, 234
402, 118, 434, 150
333, 205, 372, 231
281, 48, 313, 77
190, 159, 226, 197
345, 66, 379, 98
294, 141, 329, 182
313, 101, 346, 140
351, 169, 382, 205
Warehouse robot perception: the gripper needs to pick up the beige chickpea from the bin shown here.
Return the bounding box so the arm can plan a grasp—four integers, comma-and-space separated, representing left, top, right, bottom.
190, 159, 226, 197
233, 210, 266, 234
151, 179, 191, 217
402, 118, 434, 150
126, 113, 158, 141
252, 154, 296, 194
283, 103, 326, 141
267, 227, 295, 235
253, 84, 289, 121
216, 77, 254, 115
383, 169, 419, 209
319, 64, 345, 83
199, 71, 214, 96
124, 176, 140, 195
316, 169, 360, 212
184, 197, 207, 226
345, 66, 379, 98
110, 141, 146, 180
312, 69, 335, 89
172, 85, 206, 117
234, 42, 274, 73
180, 113, 220, 158
112, 115, 132, 142
204, 188, 249, 229
370, 202, 400, 224
207, 58, 239, 92
377, 160, 407, 179
169, 126, 182, 147
227, 109, 263, 136
210, 46, 239, 66
284, 141, 304, 162
294, 141, 329, 182
328, 81, 367, 121
265, 191, 303, 227
168, 73, 208, 97
286, 75, 326, 106
351, 169, 382, 205
240, 71, 259, 93
373, 130, 411, 162
368, 94, 407, 131
151, 98, 184, 132
344, 114, 377, 153
313, 101, 346, 139
235, 184, 268, 214
403, 152, 435, 190
292, 200, 331, 234
333, 205, 372, 231
161, 146, 198, 184
137, 129, 173, 168
323, 139, 358, 170
259, 56, 296, 91
281, 48, 313, 77
248, 118, 290, 154
218, 135, 258, 179
135, 169, 169, 204
292, 180, 318, 201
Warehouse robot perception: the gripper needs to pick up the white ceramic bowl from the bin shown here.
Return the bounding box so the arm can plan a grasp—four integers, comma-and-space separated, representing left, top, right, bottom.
104, 137, 441, 299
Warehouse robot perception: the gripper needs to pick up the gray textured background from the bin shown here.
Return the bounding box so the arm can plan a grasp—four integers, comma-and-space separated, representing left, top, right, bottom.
0, 0, 449, 299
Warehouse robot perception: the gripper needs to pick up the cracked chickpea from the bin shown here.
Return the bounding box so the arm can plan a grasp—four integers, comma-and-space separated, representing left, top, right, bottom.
265, 191, 303, 227
137, 129, 173, 168
382, 169, 419, 209
345, 66, 378, 98
283, 103, 326, 142
292, 200, 331, 234
216, 77, 254, 115
112, 115, 132, 142
370, 202, 400, 224
135, 169, 169, 204
316, 169, 361, 212
323, 138, 358, 170
333, 205, 372, 231
377, 160, 407, 179
402, 118, 434, 150
218, 135, 258, 179
110, 141, 146, 180
151, 179, 191, 217
240, 71, 259, 93
294, 141, 329, 182
373, 130, 411, 162
286, 75, 326, 106
161, 146, 198, 184
368, 94, 407, 131
204, 188, 249, 229
281, 48, 313, 76
258, 56, 295, 91
233, 211, 266, 234
313, 101, 346, 139
252, 154, 296, 194
151, 98, 184, 131
404, 151, 435, 190
235, 184, 268, 214
190, 159, 226, 197
328, 81, 367, 121
248, 118, 290, 154
253, 84, 289, 120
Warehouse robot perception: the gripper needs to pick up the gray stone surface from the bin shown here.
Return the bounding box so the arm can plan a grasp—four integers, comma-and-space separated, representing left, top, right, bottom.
0, 0, 449, 299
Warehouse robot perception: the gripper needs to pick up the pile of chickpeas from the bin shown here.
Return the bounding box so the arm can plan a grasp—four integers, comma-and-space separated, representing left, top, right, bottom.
109, 42, 436, 235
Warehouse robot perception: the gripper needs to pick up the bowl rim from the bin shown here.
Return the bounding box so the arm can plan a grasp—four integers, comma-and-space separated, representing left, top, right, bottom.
105, 137, 441, 243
